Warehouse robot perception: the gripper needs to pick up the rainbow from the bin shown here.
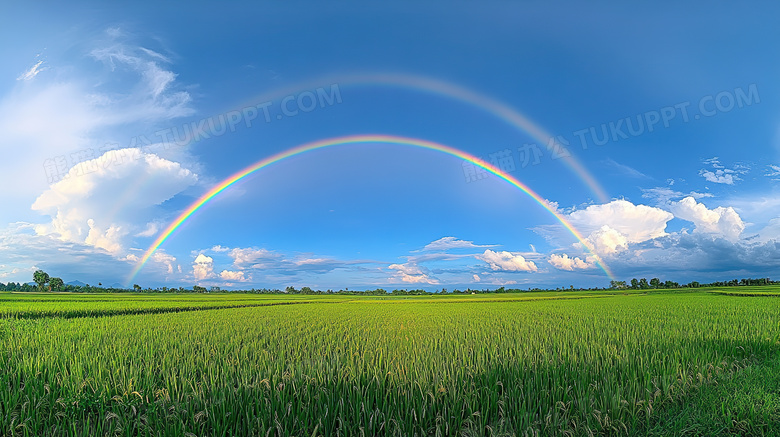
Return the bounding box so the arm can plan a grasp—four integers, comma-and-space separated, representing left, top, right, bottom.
128, 134, 614, 283
187, 72, 609, 203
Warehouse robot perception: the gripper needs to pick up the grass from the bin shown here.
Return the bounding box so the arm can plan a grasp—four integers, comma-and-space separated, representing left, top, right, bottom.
0, 290, 778, 435
0, 292, 339, 319
635, 356, 780, 436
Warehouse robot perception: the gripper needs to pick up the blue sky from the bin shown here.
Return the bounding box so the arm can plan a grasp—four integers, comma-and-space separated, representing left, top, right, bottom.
2, 2, 780, 289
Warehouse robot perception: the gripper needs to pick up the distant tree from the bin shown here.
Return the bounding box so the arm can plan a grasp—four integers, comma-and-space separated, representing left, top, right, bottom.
133, 284, 141, 292
49, 277, 64, 292
33, 270, 50, 291
630, 278, 639, 289
650, 278, 661, 288
639, 278, 649, 289
610, 280, 627, 289
193, 285, 207, 293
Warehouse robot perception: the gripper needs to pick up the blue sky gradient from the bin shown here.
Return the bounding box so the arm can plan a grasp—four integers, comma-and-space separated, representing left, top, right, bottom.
2, 3, 780, 289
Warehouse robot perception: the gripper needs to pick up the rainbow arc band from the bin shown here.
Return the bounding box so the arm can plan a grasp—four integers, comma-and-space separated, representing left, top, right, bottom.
127, 134, 614, 284
199, 73, 609, 203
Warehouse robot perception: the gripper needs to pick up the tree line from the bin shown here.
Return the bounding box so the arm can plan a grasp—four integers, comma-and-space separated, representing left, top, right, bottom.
0, 270, 775, 295
610, 277, 773, 290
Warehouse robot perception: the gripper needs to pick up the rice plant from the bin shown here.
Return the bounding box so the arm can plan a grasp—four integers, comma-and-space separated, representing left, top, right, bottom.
0, 291, 777, 436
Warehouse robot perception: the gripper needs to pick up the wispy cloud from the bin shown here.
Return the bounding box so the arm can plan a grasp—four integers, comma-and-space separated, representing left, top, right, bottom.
603, 158, 650, 179
16, 60, 46, 81
641, 187, 714, 204
421, 236, 498, 252
765, 164, 780, 181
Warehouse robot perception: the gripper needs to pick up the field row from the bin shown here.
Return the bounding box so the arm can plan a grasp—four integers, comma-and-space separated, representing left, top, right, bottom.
0, 291, 627, 319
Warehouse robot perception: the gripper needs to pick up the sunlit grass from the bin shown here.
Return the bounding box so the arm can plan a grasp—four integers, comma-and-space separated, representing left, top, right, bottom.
0, 291, 778, 435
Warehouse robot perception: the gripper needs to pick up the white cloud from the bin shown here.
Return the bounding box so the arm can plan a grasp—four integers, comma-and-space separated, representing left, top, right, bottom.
193, 254, 214, 281
703, 157, 724, 168
670, 197, 745, 242
585, 225, 629, 256
17, 60, 46, 81
689, 191, 714, 199
89, 38, 193, 122
765, 165, 780, 181
548, 253, 594, 271
31, 149, 198, 255
698, 158, 749, 185
151, 251, 178, 275
700, 169, 736, 185
641, 187, 714, 204
568, 199, 674, 243
388, 263, 439, 284
422, 236, 497, 251
472, 274, 481, 282
220, 270, 248, 282
476, 249, 537, 272
229, 247, 281, 266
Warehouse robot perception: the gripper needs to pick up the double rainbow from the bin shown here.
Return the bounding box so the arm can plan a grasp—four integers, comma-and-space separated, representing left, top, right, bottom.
128, 134, 614, 284
219, 72, 610, 203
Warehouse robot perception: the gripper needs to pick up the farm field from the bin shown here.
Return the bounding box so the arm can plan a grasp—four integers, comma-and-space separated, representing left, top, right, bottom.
1, 289, 779, 436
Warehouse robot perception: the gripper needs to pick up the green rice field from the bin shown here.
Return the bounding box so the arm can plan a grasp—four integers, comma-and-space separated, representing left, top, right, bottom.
1, 289, 779, 436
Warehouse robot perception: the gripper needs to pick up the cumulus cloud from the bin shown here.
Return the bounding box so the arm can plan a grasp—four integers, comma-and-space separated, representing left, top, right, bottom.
388, 263, 439, 284
548, 253, 594, 271
192, 254, 214, 281
151, 251, 178, 275
698, 158, 748, 185
700, 169, 737, 185
472, 274, 481, 282
476, 249, 537, 272
584, 225, 629, 256
568, 199, 674, 243
220, 270, 247, 282
422, 236, 497, 251
670, 197, 745, 242
31, 149, 198, 255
